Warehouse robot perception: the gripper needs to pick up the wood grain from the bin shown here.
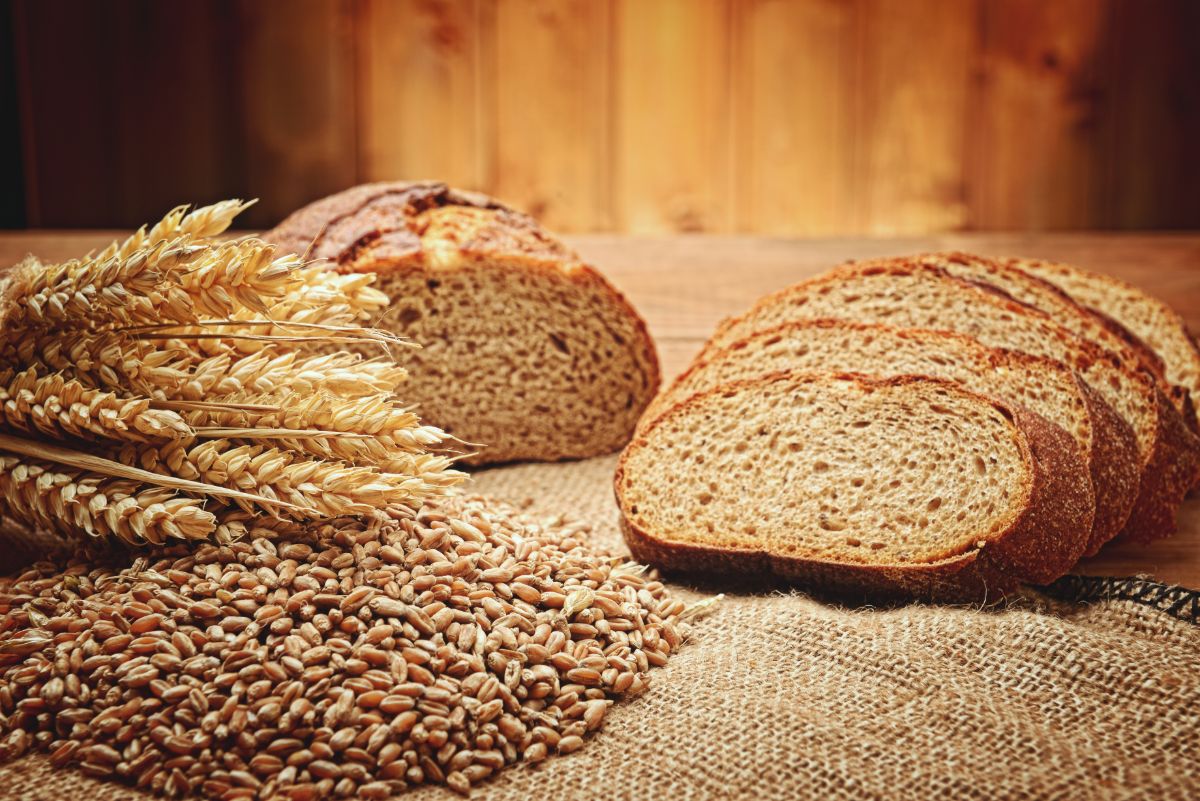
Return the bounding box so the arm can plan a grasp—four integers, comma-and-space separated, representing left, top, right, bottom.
612, 0, 733, 233
358, 0, 486, 190
969, 0, 1109, 230
4, 230, 1198, 586
854, 0, 975, 234
8, 0, 1200, 234
488, 0, 613, 232
731, 0, 856, 235
234, 0, 360, 225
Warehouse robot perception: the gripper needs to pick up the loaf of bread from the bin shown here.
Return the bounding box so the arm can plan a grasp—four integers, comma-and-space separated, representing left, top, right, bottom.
647, 319, 1138, 556
699, 258, 1199, 542
1010, 256, 1200, 432
267, 182, 660, 465
869, 252, 1171, 385
617, 372, 1095, 600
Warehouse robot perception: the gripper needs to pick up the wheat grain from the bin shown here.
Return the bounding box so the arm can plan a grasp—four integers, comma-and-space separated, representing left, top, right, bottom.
0, 455, 217, 545
0, 367, 191, 444
1, 242, 205, 331
98, 199, 254, 261
0, 496, 687, 798
177, 243, 300, 319
118, 439, 446, 518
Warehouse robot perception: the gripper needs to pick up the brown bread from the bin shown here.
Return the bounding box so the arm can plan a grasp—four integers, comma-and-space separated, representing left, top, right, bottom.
1011, 256, 1200, 433
863, 252, 1171, 382
617, 372, 1095, 601
267, 182, 660, 465
702, 259, 1200, 542
646, 319, 1138, 555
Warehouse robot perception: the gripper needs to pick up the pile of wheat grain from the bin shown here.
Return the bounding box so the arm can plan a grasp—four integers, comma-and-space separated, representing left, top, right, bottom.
0, 495, 697, 799
0, 202, 462, 548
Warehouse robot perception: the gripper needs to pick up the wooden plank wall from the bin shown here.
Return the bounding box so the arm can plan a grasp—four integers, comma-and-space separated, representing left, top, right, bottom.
9, 0, 1200, 233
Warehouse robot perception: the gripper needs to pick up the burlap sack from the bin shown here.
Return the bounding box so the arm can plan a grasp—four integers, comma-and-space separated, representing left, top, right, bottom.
3, 456, 1198, 800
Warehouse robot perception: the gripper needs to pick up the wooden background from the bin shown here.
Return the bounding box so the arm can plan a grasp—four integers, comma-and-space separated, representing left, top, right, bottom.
6, 0, 1200, 234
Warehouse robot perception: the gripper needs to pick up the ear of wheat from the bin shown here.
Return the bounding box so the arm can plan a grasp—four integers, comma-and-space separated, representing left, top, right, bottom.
0, 201, 464, 547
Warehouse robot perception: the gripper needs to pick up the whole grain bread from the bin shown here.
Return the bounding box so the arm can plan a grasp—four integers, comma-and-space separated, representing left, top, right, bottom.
646, 319, 1138, 555
1011, 256, 1200, 434
701, 259, 1200, 542
864, 252, 1171, 382
266, 182, 660, 465
616, 372, 1095, 601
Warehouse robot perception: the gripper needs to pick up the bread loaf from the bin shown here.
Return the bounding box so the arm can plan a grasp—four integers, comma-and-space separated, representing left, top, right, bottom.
701, 259, 1199, 542
267, 182, 660, 465
646, 319, 1138, 555
866, 252, 1171, 384
617, 372, 1095, 600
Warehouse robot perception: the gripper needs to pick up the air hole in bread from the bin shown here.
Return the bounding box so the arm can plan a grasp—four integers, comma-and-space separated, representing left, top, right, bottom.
396, 307, 421, 326
927, 497, 942, 511
697, 492, 713, 506
813, 460, 830, 472
426, 278, 440, 291
549, 333, 570, 355
818, 514, 847, 532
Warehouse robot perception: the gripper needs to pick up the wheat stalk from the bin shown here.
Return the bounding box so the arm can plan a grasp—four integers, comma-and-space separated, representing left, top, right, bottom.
97, 199, 255, 261
0, 200, 463, 547
0, 454, 217, 545
0, 367, 192, 443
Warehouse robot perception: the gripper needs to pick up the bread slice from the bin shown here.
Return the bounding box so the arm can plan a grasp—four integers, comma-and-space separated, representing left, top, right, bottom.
702, 259, 1200, 542
616, 372, 1095, 600
1011, 256, 1200, 431
858, 252, 1171, 383
647, 319, 1137, 555
267, 182, 660, 464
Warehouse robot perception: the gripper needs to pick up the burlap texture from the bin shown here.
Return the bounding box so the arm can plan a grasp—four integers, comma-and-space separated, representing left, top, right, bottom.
3, 456, 1199, 800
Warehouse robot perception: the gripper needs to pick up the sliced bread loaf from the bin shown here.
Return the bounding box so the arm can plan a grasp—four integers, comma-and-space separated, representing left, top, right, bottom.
702, 259, 1200, 542
646, 319, 1137, 555
267, 182, 660, 465
855, 252, 1171, 383
616, 372, 1095, 600
1011, 256, 1200, 431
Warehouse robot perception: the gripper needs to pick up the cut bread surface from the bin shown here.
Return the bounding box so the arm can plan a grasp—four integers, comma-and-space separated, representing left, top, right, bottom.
1012, 256, 1200, 431
703, 259, 1199, 541
616, 372, 1094, 599
268, 182, 660, 464
646, 319, 1137, 555
860, 252, 1170, 382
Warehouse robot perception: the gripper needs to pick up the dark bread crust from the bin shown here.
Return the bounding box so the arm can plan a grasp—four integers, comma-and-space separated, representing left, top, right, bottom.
702, 259, 1197, 541
1072, 378, 1140, 554
265, 182, 661, 465
615, 372, 1095, 602
1118, 386, 1200, 542
268, 181, 573, 265
649, 319, 1137, 556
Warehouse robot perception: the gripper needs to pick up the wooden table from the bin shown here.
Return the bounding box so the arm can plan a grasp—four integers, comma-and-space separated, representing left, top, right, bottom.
3, 231, 1200, 587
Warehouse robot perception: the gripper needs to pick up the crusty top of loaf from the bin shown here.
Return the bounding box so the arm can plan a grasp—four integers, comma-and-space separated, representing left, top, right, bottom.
267, 181, 577, 269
